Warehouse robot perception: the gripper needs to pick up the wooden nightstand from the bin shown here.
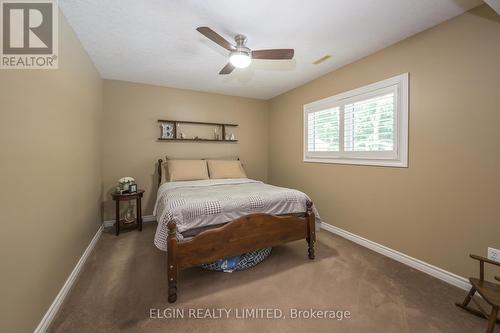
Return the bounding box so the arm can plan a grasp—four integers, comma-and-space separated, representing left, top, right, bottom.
111, 190, 144, 236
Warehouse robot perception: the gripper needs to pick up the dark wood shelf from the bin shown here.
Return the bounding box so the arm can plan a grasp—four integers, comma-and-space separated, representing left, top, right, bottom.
157, 138, 238, 142
158, 119, 238, 127
157, 119, 238, 143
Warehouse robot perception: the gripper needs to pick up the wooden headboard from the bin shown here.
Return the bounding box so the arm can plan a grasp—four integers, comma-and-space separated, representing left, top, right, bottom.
157, 158, 164, 189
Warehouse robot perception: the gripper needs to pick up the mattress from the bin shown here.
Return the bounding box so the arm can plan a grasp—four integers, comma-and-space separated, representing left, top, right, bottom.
153, 178, 320, 251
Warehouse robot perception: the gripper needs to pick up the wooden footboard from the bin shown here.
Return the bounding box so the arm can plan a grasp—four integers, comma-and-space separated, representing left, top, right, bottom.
167, 201, 316, 303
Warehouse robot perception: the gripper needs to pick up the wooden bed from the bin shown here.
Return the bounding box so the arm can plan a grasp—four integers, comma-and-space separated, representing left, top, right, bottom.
157, 159, 316, 303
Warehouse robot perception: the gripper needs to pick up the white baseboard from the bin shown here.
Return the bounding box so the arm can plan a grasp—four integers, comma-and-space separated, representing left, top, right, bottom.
102, 215, 156, 228
34, 225, 103, 333
320, 222, 471, 291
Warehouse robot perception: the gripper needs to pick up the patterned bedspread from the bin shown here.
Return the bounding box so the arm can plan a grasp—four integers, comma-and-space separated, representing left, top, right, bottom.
153, 178, 320, 251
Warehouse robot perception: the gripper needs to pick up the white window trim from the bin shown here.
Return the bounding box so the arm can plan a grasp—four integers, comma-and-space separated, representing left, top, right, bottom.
303, 73, 409, 167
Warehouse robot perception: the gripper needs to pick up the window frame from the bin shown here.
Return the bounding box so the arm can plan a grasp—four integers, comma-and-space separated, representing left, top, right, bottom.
303, 73, 409, 167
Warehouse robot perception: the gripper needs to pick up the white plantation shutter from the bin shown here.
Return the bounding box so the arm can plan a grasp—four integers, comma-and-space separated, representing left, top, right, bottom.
307, 107, 340, 152
303, 73, 408, 167
344, 92, 395, 152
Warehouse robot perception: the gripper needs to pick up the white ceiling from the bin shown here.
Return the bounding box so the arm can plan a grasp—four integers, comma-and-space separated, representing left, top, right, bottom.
59, 0, 482, 100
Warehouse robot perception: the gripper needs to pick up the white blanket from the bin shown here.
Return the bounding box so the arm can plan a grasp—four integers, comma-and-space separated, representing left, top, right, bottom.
153, 178, 320, 251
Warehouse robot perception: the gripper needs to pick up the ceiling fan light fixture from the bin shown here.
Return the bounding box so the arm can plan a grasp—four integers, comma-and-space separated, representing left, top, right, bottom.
196, 27, 294, 75
229, 52, 251, 68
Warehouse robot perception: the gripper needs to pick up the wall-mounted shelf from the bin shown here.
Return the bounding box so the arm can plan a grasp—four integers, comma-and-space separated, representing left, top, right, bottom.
157, 138, 238, 142
157, 119, 238, 142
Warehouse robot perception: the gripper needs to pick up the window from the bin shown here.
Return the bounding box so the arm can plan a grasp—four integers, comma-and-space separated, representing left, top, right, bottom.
304, 73, 408, 167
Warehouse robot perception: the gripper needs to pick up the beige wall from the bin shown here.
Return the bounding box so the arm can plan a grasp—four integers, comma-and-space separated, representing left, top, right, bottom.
268, 5, 500, 279
102, 80, 269, 220
0, 13, 103, 333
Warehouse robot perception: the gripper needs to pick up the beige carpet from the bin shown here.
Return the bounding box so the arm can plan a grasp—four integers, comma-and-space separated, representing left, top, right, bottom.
48, 223, 493, 333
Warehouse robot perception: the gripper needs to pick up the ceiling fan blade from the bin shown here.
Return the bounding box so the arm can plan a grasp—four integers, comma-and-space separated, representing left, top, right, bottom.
219, 63, 235, 75
196, 27, 235, 51
251, 49, 294, 60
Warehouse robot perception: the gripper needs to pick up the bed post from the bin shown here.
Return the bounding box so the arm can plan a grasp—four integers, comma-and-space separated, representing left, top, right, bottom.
306, 200, 315, 260
167, 221, 178, 303
157, 159, 163, 189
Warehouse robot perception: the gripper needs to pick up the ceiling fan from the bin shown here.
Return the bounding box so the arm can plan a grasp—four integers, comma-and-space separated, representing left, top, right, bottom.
196, 26, 294, 75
